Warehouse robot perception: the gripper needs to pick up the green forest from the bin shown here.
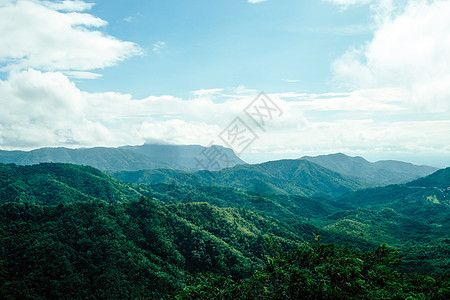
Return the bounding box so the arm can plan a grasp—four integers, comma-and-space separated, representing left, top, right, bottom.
0, 163, 449, 299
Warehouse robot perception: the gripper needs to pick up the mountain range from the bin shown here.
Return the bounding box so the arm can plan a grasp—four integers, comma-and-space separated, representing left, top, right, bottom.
0, 146, 437, 187
112, 159, 366, 198
0, 144, 245, 171
0, 147, 448, 298
1, 159, 449, 298
112, 155, 439, 198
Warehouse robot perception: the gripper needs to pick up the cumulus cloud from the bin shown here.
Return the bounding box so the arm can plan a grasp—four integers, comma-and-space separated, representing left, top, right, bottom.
0, 0, 142, 71
331, 0, 450, 112
0, 69, 109, 147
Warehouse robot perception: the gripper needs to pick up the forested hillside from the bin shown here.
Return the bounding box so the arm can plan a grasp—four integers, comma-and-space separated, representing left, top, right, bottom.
113, 159, 366, 198
0, 163, 449, 298
0, 198, 309, 299
0, 163, 141, 205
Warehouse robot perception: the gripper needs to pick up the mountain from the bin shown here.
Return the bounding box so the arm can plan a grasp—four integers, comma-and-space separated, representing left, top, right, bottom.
0, 162, 340, 224
0, 144, 245, 171
317, 168, 450, 275
334, 167, 450, 226
3, 199, 447, 299
1, 161, 449, 299
407, 166, 450, 188
120, 144, 244, 170
0, 163, 317, 299
0, 163, 142, 205
300, 153, 438, 186
0, 198, 308, 299
113, 159, 366, 198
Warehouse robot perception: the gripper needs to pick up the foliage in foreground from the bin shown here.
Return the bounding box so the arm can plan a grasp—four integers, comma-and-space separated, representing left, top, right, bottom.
175, 238, 450, 300
0, 198, 302, 299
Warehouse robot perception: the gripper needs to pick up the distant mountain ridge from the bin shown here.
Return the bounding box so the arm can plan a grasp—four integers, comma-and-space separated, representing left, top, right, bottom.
0, 144, 245, 171
300, 153, 438, 186
112, 159, 366, 198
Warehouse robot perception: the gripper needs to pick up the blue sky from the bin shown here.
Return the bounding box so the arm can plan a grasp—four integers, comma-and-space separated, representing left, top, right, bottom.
81, 0, 372, 97
1, 0, 450, 167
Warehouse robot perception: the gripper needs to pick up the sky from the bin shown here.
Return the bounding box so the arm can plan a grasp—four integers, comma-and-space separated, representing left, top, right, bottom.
0, 0, 449, 167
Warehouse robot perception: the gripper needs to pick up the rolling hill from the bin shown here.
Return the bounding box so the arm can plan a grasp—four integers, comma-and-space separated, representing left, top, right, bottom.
334, 167, 450, 223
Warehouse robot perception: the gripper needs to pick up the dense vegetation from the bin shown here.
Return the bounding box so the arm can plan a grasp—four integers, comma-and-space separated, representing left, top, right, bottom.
113, 159, 366, 198
0, 163, 141, 205
0, 162, 449, 298
0, 199, 302, 299
176, 239, 450, 299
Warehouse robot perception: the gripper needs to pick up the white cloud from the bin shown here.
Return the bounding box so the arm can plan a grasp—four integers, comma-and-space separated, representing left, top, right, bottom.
123, 16, 135, 23
0, 69, 251, 149
241, 118, 450, 166
248, 0, 267, 4
0, 0, 141, 72
152, 41, 166, 53
190, 88, 224, 96
331, 0, 450, 112
40, 0, 95, 12
63, 71, 102, 79
0, 69, 109, 147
